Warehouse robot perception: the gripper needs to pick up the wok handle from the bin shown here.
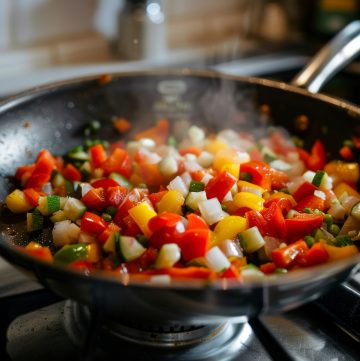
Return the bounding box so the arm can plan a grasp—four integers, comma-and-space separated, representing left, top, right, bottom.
291, 21, 360, 93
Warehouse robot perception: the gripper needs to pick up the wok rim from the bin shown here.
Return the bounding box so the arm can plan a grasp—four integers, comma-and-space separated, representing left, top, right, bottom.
0, 68, 359, 291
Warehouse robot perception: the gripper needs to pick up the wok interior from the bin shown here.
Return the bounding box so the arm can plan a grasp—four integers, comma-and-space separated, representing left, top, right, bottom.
0, 71, 359, 322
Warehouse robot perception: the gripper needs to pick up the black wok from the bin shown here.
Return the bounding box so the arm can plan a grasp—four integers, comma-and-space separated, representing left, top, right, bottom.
0, 23, 360, 326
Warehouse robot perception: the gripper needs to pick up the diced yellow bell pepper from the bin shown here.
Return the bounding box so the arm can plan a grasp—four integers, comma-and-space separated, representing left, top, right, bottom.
233, 192, 265, 211
230, 256, 247, 269
204, 139, 229, 155
128, 201, 157, 237
266, 191, 297, 206
221, 163, 240, 179
333, 182, 360, 199
324, 161, 359, 184
6, 189, 33, 213
321, 241, 359, 261
237, 180, 265, 195
213, 148, 249, 171
87, 243, 101, 263
26, 241, 43, 250
214, 216, 248, 243
157, 190, 185, 215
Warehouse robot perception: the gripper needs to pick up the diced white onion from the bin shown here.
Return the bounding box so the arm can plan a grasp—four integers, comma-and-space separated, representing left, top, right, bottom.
269, 159, 292, 172
139, 138, 156, 149
42, 182, 52, 195
197, 151, 214, 168
241, 268, 265, 282
188, 125, 205, 144
81, 183, 93, 197
79, 232, 97, 244
314, 190, 326, 200
155, 243, 181, 269
185, 191, 207, 210
184, 161, 202, 172
198, 198, 225, 225
287, 177, 305, 194
167, 176, 188, 197
52, 220, 80, 247
184, 153, 197, 162
286, 151, 299, 162
138, 149, 162, 164
328, 203, 347, 220
201, 173, 213, 186
180, 172, 192, 188
303, 170, 316, 183
159, 155, 178, 177
263, 236, 282, 259
340, 195, 360, 213
223, 191, 233, 202
286, 160, 306, 178
205, 246, 230, 272
219, 239, 243, 258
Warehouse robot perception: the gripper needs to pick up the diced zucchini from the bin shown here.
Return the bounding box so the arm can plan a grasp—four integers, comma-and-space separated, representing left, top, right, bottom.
239, 226, 265, 253
189, 181, 205, 193
241, 267, 265, 282
68, 151, 90, 161
27, 208, 44, 232
312, 171, 325, 187
119, 235, 146, 262
109, 172, 133, 189
351, 202, 360, 221
185, 191, 207, 211
63, 197, 86, 221
54, 243, 88, 264
103, 232, 120, 254
51, 172, 65, 188
38, 195, 61, 216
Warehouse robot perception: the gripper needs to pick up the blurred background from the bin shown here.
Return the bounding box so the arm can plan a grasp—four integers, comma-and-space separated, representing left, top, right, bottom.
0, 0, 359, 98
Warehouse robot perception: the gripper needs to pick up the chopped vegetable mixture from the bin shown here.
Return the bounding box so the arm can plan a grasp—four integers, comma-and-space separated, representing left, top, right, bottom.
5, 119, 360, 282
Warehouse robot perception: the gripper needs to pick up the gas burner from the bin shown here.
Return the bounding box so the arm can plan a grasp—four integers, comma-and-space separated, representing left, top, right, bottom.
63, 300, 253, 360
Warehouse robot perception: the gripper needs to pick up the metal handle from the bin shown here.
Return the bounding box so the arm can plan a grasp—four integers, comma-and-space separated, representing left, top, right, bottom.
292, 21, 360, 93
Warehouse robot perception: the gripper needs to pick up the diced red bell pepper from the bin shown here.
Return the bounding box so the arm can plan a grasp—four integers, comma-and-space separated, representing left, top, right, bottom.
23, 246, 53, 262
240, 161, 272, 190
134, 119, 169, 146
264, 197, 293, 215
33, 149, 57, 175
186, 213, 209, 230
260, 262, 276, 274
205, 171, 237, 202
292, 181, 317, 202
294, 195, 325, 212
90, 144, 107, 168
165, 266, 214, 279
296, 243, 329, 267
178, 229, 210, 262
148, 213, 182, 233
221, 265, 241, 279
246, 210, 270, 236
190, 170, 207, 182
25, 172, 51, 190
101, 148, 132, 178
70, 260, 95, 272
23, 188, 41, 206
106, 186, 128, 207
149, 225, 182, 249
91, 178, 119, 189
270, 168, 289, 190
233, 207, 252, 217
125, 248, 158, 273
62, 163, 82, 182
81, 212, 107, 234
122, 215, 142, 237
148, 190, 167, 210
296, 147, 310, 164
261, 202, 287, 239
15, 164, 35, 181
339, 146, 354, 161
179, 147, 202, 156
272, 240, 309, 269
81, 188, 107, 211
113, 189, 148, 226
307, 140, 326, 171
98, 222, 121, 244
285, 213, 324, 242
139, 163, 165, 187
